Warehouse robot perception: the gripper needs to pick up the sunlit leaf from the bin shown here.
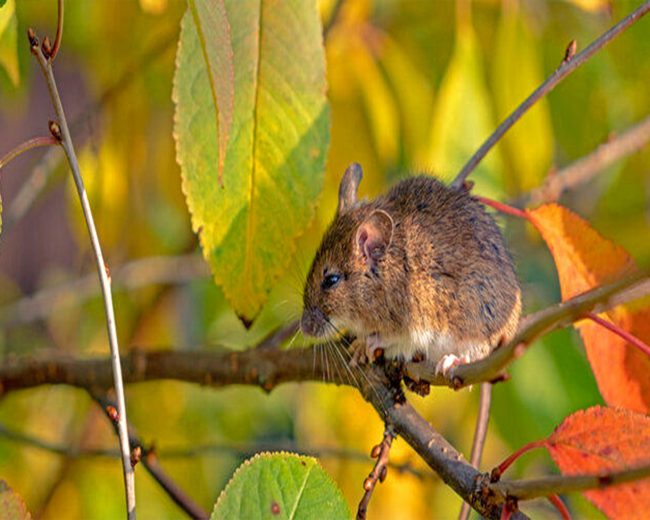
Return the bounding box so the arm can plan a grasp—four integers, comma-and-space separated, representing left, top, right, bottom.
528, 203, 650, 413
173, 0, 330, 321
547, 406, 650, 518
0, 481, 32, 520
492, 1, 553, 194
0, 0, 19, 86
426, 21, 504, 196
211, 452, 350, 520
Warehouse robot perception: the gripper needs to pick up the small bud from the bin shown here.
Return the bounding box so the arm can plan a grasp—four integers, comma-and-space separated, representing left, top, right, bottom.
563, 39, 577, 63
363, 477, 373, 491
42, 36, 52, 59
130, 446, 142, 468
490, 467, 501, 482
106, 405, 119, 422
270, 502, 281, 515
104, 262, 111, 281
379, 465, 388, 482
462, 180, 475, 192
370, 444, 381, 458
27, 28, 38, 48
48, 120, 62, 141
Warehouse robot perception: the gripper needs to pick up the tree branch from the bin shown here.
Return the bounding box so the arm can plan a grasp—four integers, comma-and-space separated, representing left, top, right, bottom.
526, 114, 650, 206
0, 254, 208, 327
450, 1, 650, 190
492, 463, 650, 501
29, 30, 136, 518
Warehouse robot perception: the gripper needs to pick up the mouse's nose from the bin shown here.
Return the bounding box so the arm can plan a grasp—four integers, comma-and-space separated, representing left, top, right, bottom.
300, 307, 324, 337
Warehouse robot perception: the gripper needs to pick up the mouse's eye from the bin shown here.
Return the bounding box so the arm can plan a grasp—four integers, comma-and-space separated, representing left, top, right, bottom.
321, 273, 342, 290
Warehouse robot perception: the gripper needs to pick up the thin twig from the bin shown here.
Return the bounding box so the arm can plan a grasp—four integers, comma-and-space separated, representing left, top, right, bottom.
357, 426, 395, 520
0, 254, 209, 326
29, 33, 136, 518
587, 311, 650, 357
450, 1, 650, 190
526, 114, 650, 206
0, 136, 58, 170
459, 382, 492, 520
90, 393, 208, 520
0, 421, 431, 480
51, 0, 64, 61
492, 463, 650, 500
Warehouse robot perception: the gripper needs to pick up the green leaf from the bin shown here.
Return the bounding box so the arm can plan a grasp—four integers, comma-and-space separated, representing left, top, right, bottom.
211, 453, 350, 520
0, 0, 19, 86
0, 481, 32, 520
426, 21, 504, 197
173, 0, 330, 322
492, 2, 553, 194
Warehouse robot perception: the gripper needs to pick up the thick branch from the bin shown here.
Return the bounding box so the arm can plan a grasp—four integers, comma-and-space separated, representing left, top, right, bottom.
450, 1, 650, 189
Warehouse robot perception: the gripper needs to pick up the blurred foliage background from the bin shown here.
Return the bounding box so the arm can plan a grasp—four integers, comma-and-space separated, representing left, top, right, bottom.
0, 0, 648, 518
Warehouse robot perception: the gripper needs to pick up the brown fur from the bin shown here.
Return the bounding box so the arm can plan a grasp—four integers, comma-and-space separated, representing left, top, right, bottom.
301, 164, 521, 363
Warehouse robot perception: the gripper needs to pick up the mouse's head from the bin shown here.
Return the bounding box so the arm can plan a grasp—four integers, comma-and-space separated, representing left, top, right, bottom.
300, 163, 396, 339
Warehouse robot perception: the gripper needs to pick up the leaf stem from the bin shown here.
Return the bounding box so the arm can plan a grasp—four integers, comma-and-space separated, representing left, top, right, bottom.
29, 36, 136, 518
547, 495, 571, 520
51, 0, 64, 61
0, 136, 59, 171
451, 1, 650, 190
477, 196, 530, 220
491, 440, 547, 481
587, 311, 650, 357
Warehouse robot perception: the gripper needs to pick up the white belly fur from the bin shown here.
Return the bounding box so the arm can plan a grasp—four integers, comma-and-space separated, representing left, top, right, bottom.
381, 327, 491, 363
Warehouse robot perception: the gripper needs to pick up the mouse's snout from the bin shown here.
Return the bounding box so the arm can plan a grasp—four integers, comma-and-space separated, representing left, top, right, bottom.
300, 307, 327, 338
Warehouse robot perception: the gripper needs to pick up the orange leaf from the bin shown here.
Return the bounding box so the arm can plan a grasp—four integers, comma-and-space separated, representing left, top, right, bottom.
528, 204, 650, 413
547, 406, 650, 519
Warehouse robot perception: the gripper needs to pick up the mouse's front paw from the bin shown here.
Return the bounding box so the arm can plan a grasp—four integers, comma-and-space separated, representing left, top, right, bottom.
350, 333, 384, 366
435, 353, 471, 378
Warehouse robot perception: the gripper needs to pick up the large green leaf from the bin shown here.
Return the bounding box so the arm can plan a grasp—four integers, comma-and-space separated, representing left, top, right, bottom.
426, 21, 504, 197
173, 0, 330, 322
0, 0, 19, 86
0, 481, 32, 520
492, 2, 553, 194
211, 453, 350, 520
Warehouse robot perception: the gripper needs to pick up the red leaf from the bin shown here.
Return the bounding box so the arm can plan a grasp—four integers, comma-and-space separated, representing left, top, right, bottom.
528, 204, 650, 413
547, 406, 650, 519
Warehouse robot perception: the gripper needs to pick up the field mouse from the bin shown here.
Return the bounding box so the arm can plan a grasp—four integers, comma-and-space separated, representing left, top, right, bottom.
300, 163, 521, 375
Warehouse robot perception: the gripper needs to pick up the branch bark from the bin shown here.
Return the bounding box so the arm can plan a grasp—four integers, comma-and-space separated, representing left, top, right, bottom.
29, 31, 136, 518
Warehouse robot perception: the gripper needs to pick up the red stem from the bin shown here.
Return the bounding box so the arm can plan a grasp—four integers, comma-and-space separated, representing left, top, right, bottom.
51, 0, 64, 61
548, 494, 571, 520
587, 312, 650, 357
0, 136, 59, 171
477, 196, 530, 220
493, 439, 547, 479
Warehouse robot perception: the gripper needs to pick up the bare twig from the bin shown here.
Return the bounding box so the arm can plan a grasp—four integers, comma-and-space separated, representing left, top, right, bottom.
90, 393, 208, 520
459, 382, 492, 520
0, 136, 59, 170
357, 426, 395, 520
0, 254, 209, 326
450, 1, 650, 190
491, 463, 650, 500
29, 32, 136, 518
526, 114, 650, 206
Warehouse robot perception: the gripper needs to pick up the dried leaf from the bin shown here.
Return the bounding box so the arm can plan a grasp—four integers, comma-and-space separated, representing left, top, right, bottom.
528, 204, 650, 413
547, 406, 650, 519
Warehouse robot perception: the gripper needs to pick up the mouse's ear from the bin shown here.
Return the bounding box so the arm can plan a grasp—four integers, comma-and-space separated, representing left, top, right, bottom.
338, 163, 363, 214
355, 209, 393, 270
